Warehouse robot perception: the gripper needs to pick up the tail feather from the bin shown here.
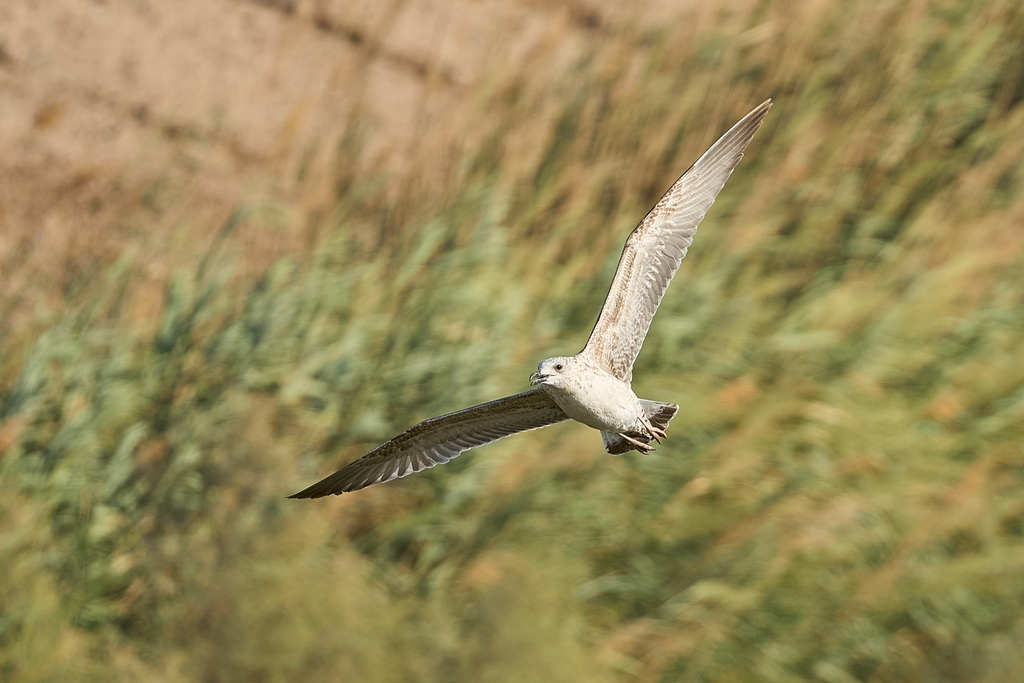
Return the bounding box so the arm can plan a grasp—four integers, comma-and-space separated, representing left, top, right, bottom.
602, 400, 679, 455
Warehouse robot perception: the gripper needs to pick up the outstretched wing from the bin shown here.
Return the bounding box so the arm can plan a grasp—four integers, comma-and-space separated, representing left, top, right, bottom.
289, 389, 567, 497
581, 99, 772, 381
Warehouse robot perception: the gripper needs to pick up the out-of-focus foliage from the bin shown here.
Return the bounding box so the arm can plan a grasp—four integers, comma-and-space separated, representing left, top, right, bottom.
3, 0, 1024, 680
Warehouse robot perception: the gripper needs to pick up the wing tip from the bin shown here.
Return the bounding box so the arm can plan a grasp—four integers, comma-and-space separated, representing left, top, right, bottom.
286, 488, 330, 499
713, 97, 773, 161
287, 483, 341, 499
287, 469, 355, 499
744, 97, 774, 128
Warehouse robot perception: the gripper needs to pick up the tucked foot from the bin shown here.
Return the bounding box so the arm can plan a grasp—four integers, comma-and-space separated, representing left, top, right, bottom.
618, 432, 655, 453
640, 415, 667, 443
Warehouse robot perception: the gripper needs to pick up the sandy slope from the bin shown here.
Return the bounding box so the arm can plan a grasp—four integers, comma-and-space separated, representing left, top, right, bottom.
1, 0, 642, 327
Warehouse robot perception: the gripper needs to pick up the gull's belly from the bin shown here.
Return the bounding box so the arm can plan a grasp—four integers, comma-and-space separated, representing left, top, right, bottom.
544, 372, 641, 433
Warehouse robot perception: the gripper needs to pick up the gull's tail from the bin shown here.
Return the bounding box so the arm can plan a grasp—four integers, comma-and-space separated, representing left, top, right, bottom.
602, 400, 679, 455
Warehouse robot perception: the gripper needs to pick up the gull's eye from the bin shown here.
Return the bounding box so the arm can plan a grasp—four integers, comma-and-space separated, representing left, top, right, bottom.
554, 363, 563, 371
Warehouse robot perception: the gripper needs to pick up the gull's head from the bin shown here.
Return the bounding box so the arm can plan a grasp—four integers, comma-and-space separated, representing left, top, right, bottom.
530, 356, 574, 387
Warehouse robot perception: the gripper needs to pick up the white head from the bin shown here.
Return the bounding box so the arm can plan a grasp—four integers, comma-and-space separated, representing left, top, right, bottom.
530, 356, 575, 388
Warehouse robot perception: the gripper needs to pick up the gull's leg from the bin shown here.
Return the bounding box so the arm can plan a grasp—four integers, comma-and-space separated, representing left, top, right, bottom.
617, 432, 654, 453
639, 414, 667, 443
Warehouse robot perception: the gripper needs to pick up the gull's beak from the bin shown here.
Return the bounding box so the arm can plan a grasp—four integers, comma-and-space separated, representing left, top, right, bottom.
530, 371, 546, 386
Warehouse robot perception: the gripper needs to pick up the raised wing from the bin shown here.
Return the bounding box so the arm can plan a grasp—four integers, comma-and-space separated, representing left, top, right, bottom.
289, 389, 567, 497
581, 99, 772, 381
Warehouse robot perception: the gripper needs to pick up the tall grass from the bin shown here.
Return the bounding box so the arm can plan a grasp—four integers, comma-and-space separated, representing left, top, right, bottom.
2, 0, 1024, 680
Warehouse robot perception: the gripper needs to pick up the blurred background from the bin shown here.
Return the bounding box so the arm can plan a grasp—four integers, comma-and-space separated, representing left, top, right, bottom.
2, 0, 1023, 681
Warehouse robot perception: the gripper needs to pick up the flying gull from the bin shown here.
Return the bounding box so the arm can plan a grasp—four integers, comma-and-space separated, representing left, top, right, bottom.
290, 99, 772, 498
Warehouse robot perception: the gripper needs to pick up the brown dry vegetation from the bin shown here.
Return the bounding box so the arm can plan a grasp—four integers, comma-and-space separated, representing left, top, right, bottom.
2, 0, 1024, 681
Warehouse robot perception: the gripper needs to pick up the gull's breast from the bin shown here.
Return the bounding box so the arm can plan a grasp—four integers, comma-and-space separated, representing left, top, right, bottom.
544, 369, 640, 433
